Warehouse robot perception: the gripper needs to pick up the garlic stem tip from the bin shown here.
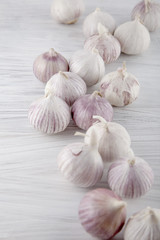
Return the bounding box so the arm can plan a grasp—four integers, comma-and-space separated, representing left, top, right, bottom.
74, 132, 86, 137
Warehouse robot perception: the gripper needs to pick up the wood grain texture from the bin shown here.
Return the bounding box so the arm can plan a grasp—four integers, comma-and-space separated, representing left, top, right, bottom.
0, 0, 160, 239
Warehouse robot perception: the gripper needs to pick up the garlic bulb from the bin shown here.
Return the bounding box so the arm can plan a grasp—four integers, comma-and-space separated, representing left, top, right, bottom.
124, 207, 160, 240
79, 188, 127, 239
33, 48, 69, 83
100, 62, 140, 106
107, 157, 154, 199
131, 0, 160, 32
114, 17, 150, 55
69, 48, 105, 87
45, 71, 87, 106
51, 0, 85, 24
83, 8, 116, 38
57, 130, 103, 187
71, 91, 113, 130
28, 94, 71, 134
85, 116, 131, 162
84, 23, 121, 64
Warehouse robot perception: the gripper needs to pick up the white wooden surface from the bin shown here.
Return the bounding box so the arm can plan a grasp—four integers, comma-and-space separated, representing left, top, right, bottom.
0, 0, 160, 239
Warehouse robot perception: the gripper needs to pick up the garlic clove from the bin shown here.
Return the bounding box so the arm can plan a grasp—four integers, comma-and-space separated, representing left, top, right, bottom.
124, 207, 160, 240
85, 115, 131, 162
28, 94, 71, 134
107, 156, 154, 198
69, 48, 105, 87
114, 17, 150, 55
45, 71, 87, 106
131, 0, 160, 32
83, 8, 116, 38
84, 23, 121, 64
33, 48, 69, 83
100, 62, 140, 106
79, 188, 127, 239
71, 91, 113, 130
51, 0, 85, 24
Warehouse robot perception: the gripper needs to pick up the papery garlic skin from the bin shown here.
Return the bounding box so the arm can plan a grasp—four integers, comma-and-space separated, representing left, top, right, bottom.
28, 94, 71, 134
33, 48, 69, 83
131, 0, 160, 32
79, 188, 127, 239
124, 207, 160, 240
85, 116, 131, 162
114, 18, 150, 55
107, 157, 154, 199
84, 23, 121, 64
100, 63, 140, 106
51, 0, 85, 24
71, 91, 113, 130
69, 49, 105, 87
45, 71, 87, 106
83, 8, 116, 38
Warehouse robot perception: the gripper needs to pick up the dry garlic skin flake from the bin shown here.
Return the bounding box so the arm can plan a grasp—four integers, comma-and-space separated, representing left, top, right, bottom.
132, 0, 160, 32
114, 18, 150, 55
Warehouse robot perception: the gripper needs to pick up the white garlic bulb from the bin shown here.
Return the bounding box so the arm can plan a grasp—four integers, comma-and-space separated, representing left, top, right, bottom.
84, 23, 121, 64
131, 0, 160, 32
83, 8, 116, 38
85, 116, 131, 162
100, 62, 140, 106
79, 188, 127, 239
69, 48, 105, 87
107, 157, 154, 199
71, 91, 113, 130
57, 130, 103, 187
124, 207, 160, 240
114, 17, 150, 55
33, 48, 69, 83
51, 0, 85, 24
28, 94, 71, 134
45, 71, 87, 106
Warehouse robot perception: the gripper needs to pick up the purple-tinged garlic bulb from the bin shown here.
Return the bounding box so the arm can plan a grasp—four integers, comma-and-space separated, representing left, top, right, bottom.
107, 157, 154, 199
51, 0, 85, 24
33, 48, 69, 83
124, 207, 160, 240
45, 71, 87, 106
85, 116, 132, 162
28, 94, 71, 134
83, 8, 116, 38
69, 48, 105, 87
131, 0, 160, 32
100, 62, 140, 106
79, 188, 127, 239
114, 17, 150, 55
84, 23, 121, 64
71, 91, 113, 130
57, 130, 103, 187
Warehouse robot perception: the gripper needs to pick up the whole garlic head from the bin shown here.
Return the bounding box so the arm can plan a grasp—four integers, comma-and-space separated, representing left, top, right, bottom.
84, 23, 121, 64
79, 188, 127, 239
71, 91, 113, 130
57, 130, 103, 187
114, 17, 150, 55
45, 71, 87, 106
85, 116, 132, 162
69, 48, 105, 87
131, 0, 160, 32
124, 207, 160, 240
100, 62, 140, 106
33, 48, 69, 83
107, 157, 154, 199
28, 94, 71, 134
51, 0, 85, 24
83, 8, 116, 38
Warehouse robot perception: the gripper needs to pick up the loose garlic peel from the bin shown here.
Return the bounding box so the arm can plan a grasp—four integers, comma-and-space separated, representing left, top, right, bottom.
124, 207, 160, 240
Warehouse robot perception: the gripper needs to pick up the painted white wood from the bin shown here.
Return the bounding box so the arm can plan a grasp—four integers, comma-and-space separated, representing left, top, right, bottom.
0, 0, 160, 239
